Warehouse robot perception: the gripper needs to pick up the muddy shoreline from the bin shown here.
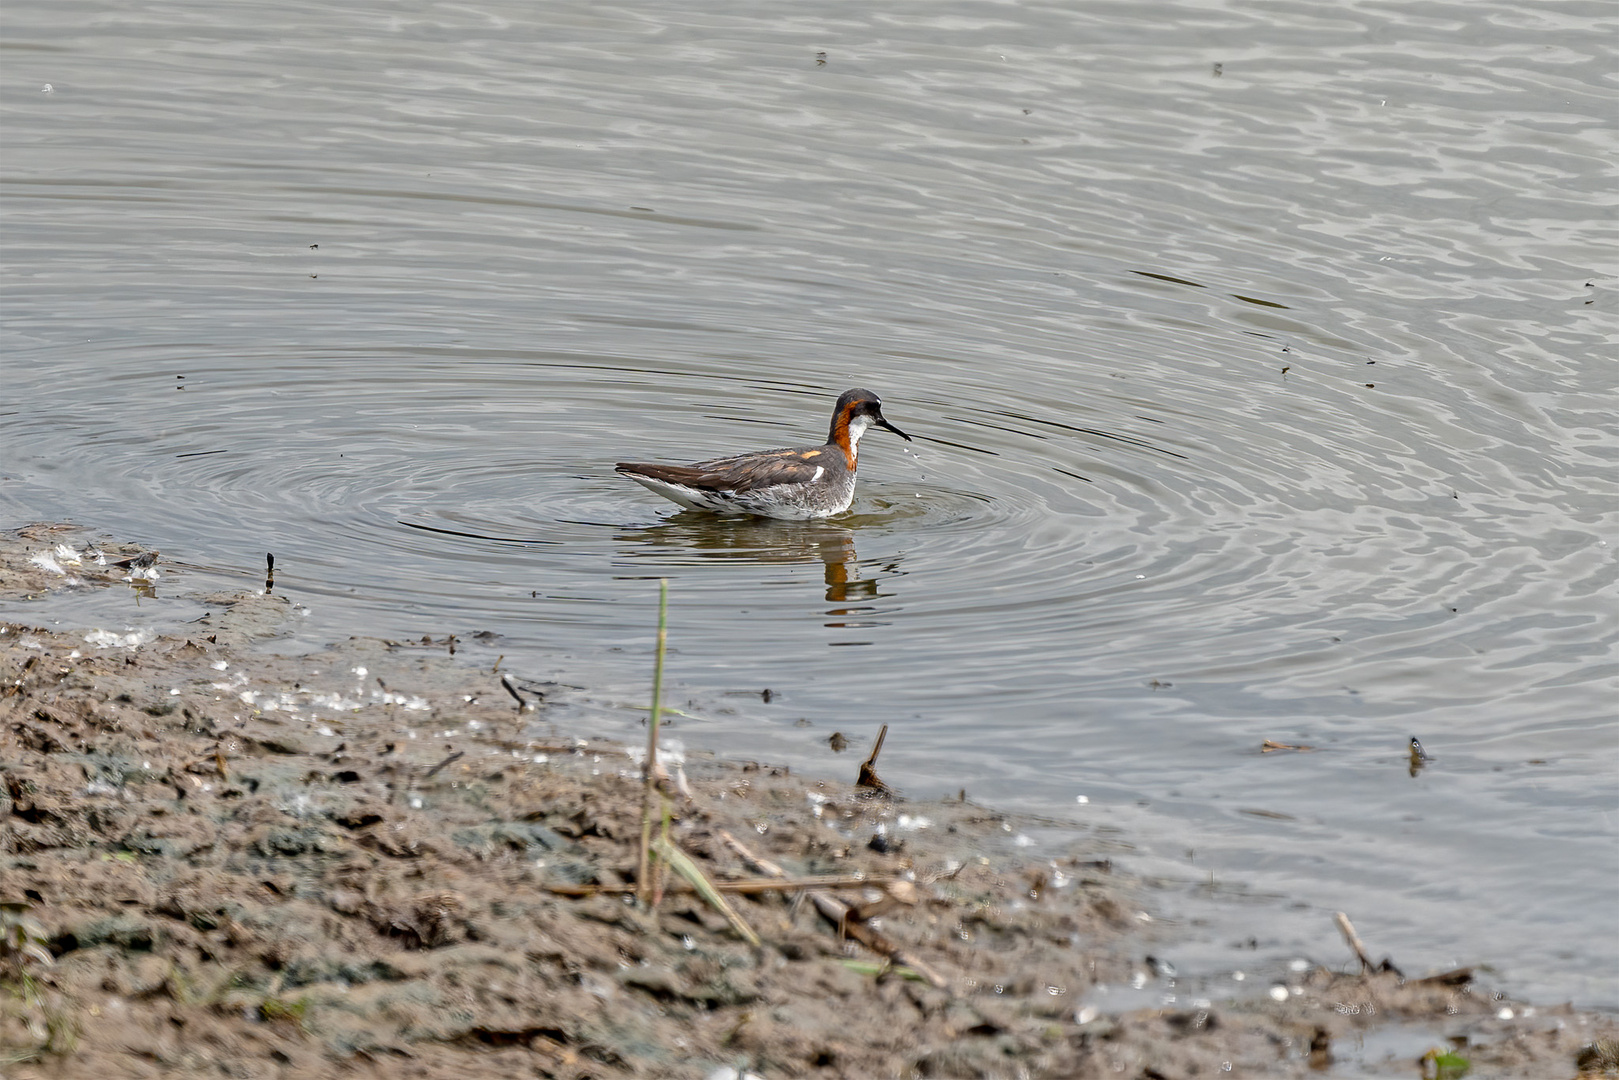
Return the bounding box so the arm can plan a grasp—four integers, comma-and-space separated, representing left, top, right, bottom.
2, 524, 1614, 1079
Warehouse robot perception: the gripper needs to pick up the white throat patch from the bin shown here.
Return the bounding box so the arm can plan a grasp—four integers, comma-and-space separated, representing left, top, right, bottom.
845, 413, 875, 459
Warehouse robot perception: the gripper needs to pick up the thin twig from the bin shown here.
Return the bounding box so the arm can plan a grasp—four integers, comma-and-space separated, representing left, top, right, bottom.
718, 829, 786, 878
809, 891, 950, 990
1334, 911, 1373, 973
637, 579, 669, 906
500, 674, 526, 710
541, 874, 904, 897
423, 750, 464, 777
718, 828, 949, 991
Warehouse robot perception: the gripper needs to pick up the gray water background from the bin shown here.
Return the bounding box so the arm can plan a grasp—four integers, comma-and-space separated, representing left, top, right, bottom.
4, 0, 1616, 1008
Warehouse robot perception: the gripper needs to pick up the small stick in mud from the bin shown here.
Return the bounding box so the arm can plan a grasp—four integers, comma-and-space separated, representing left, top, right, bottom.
424, 750, 464, 778
856, 723, 890, 793
265, 552, 274, 592
1334, 912, 1406, 984
542, 874, 904, 898
500, 673, 526, 711
809, 891, 949, 990
1411, 967, 1473, 987
844, 880, 919, 923
1335, 911, 1373, 972
637, 579, 670, 906
720, 828, 950, 991
719, 828, 787, 878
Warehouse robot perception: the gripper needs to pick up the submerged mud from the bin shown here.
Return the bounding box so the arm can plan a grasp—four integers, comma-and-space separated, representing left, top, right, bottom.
2, 525, 1613, 1079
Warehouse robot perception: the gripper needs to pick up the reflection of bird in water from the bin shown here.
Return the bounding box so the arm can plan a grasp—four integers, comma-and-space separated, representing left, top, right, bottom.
616, 388, 911, 519
821, 543, 878, 606
616, 515, 890, 607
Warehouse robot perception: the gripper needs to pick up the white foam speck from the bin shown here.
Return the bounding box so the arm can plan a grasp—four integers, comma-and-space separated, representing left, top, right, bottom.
85, 628, 156, 649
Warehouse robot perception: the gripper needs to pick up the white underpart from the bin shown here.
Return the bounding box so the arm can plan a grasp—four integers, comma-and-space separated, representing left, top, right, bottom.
622, 475, 728, 512
622, 471, 851, 520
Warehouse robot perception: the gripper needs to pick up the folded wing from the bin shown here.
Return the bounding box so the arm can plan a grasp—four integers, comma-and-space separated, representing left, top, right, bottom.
616, 447, 827, 493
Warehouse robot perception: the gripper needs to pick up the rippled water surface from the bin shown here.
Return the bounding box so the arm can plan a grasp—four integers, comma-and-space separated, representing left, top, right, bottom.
5, 0, 1616, 1006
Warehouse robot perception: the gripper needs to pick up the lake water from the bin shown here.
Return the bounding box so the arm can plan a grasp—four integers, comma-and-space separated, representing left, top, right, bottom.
4, 0, 1615, 1009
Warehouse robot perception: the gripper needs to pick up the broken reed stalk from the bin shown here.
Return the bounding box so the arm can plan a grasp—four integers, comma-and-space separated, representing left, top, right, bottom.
856, 723, 890, 792
653, 835, 761, 947
652, 802, 673, 909
637, 579, 669, 906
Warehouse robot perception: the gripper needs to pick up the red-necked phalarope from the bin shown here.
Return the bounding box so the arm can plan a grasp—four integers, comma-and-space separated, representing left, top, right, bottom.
616, 388, 912, 520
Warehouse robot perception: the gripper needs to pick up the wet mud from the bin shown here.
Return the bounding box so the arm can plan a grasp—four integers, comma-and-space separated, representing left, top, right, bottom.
2, 525, 1614, 1078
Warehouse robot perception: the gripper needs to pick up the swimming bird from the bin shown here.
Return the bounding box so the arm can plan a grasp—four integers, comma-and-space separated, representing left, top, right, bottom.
615, 388, 912, 520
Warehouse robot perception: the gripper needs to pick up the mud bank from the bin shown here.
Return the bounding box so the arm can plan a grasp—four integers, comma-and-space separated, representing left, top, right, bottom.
2, 524, 1614, 1079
